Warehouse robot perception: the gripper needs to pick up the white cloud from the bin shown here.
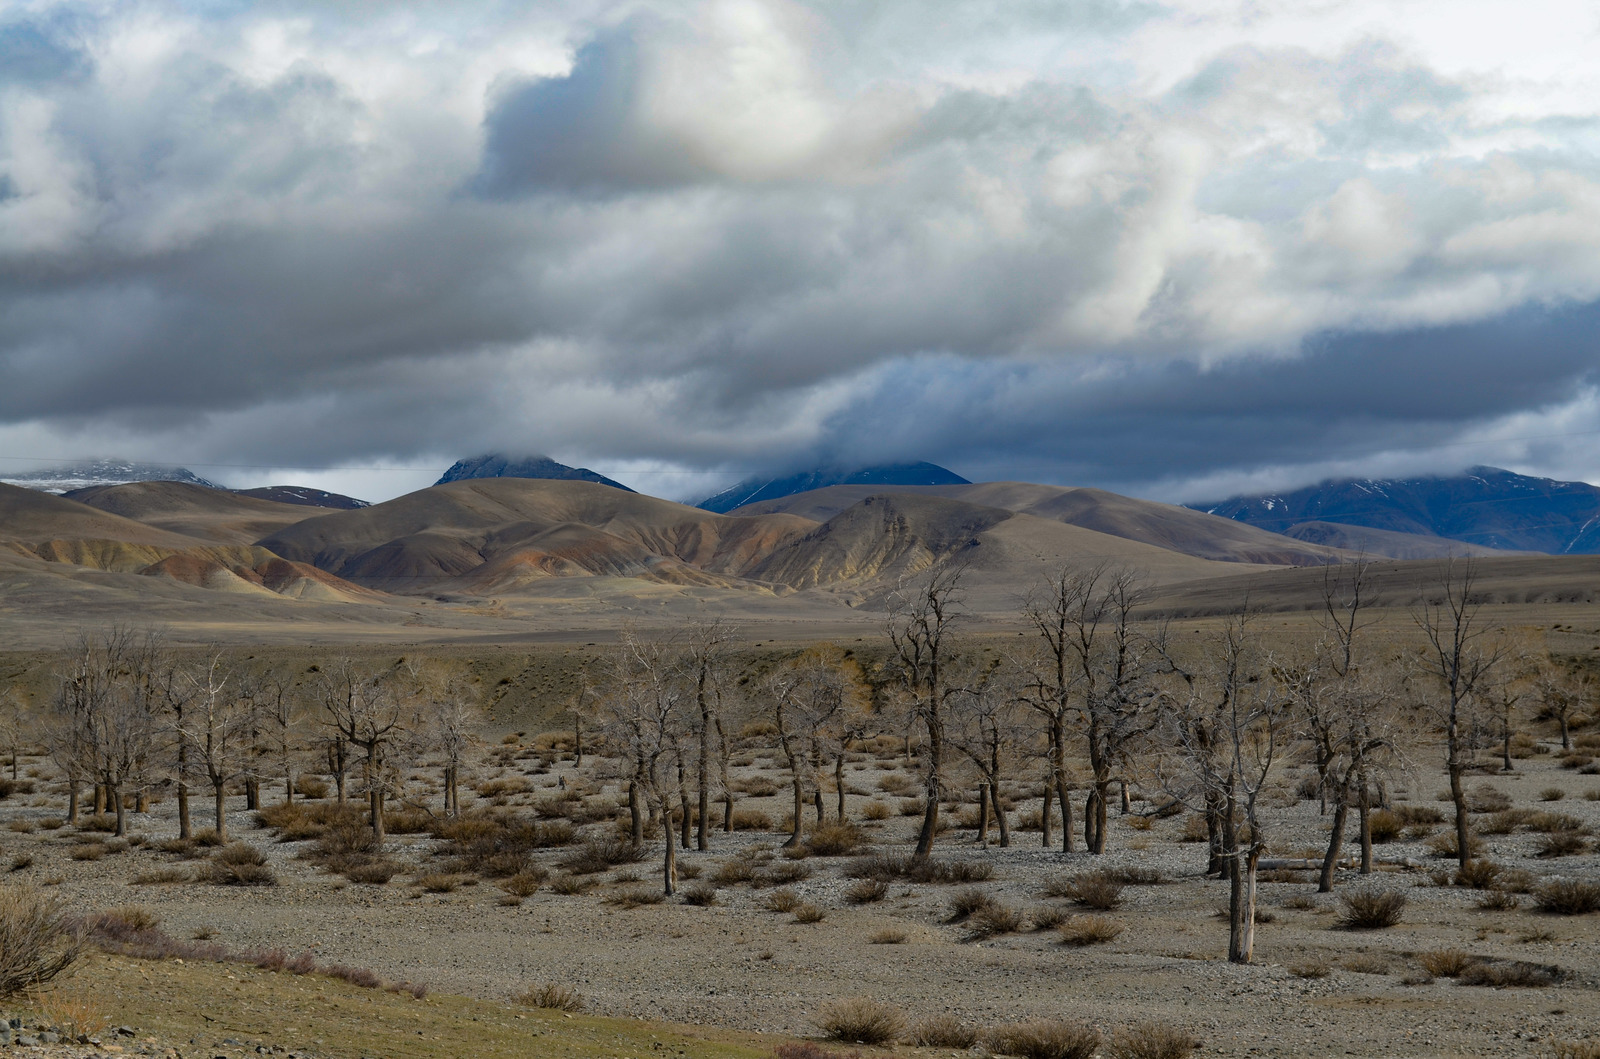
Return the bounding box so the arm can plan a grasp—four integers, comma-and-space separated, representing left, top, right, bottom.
0, 0, 1598, 499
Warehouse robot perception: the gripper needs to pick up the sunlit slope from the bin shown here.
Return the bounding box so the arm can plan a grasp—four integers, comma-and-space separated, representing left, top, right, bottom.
744, 493, 1248, 607
257, 478, 816, 593
65, 481, 320, 545
728, 482, 1346, 565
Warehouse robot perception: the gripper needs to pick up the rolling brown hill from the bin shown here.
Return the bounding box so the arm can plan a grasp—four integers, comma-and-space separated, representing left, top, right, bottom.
0, 482, 378, 605
728, 482, 1348, 565
256, 478, 816, 594
1278, 521, 1520, 560
64, 481, 320, 545
741, 492, 1248, 609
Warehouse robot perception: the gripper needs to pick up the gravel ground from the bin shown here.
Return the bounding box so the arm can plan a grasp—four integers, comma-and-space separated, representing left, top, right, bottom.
6, 745, 1599, 1059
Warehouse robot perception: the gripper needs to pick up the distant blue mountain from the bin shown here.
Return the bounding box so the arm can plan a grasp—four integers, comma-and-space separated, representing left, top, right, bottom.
698, 462, 970, 514
1193, 466, 1600, 554
436, 454, 632, 492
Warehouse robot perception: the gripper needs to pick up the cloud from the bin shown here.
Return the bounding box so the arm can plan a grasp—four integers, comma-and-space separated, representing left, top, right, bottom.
1, 0, 1599, 501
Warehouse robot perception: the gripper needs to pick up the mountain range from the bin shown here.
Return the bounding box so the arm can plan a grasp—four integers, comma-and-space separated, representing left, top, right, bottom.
1194, 466, 1600, 554
697, 462, 970, 513
436, 454, 632, 491
6, 466, 1600, 646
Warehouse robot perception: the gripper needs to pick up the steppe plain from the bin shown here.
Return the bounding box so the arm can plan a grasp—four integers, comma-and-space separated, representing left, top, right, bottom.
1, 477, 1599, 1058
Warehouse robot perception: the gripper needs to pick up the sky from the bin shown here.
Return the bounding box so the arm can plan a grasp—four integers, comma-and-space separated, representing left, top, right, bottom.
2, 0, 1599, 505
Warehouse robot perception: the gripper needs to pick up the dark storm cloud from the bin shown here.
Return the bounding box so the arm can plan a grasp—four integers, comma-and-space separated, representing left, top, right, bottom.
816, 300, 1600, 496
1, 0, 1599, 500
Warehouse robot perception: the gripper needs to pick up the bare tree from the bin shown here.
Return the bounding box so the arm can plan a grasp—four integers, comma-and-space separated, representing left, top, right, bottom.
886, 566, 965, 858
684, 620, 735, 850
256, 671, 303, 806
763, 646, 863, 847
0, 689, 30, 782
1534, 664, 1586, 751
597, 630, 687, 894
948, 657, 1022, 847
1158, 612, 1289, 964
178, 652, 246, 842
1413, 558, 1500, 870
315, 659, 416, 846
404, 660, 479, 817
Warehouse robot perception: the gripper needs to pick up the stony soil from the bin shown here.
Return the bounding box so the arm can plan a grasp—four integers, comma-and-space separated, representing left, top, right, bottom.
6, 741, 1599, 1059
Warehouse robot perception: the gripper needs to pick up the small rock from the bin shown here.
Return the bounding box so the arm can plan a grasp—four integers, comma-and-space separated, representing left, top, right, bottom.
17, 1035, 39, 1047
39, 1031, 59, 1043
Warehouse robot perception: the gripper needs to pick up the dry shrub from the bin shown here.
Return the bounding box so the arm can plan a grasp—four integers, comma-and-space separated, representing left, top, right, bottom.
0, 889, 81, 997
7, 821, 32, 835
1048, 871, 1124, 910
416, 873, 471, 893
1537, 832, 1589, 858
1457, 959, 1562, 988
518, 982, 585, 1012
1106, 867, 1166, 886
844, 879, 888, 905
1477, 809, 1531, 835
970, 901, 1024, 937
1107, 1022, 1198, 1059
324, 964, 382, 989
1418, 949, 1475, 977
861, 801, 892, 821
1179, 815, 1209, 843
1337, 889, 1405, 929
547, 874, 593, 896
344, 860, 401, 885
1540, 787, 1567, 802
681, 884, 718, 906
868, 928, 906, 944
1455, 860, 1502, 889
560, 836, 643, 875
606, 887, 664, 909
1478, 890, 1520, 911
766, 889, 801, 913
1526, 811, 1588, 834
130, 867, 189, 886
1058, 916, 1122, 946
69, 843, 105, 862
1469, 786, 1512, 813
793, 903, 826, 924
498, 869, 547, 898
986, 1019, 1100, 1059
762, 862, 813, 887
384, 807, 433, 835
203, 843, 275, 886
713, 859, 757, 886
1030, 905, 1068, 931
816, 996, 906, 1046
912, 1014, 977, 1048
79, 813, 117, 833
729, 809, 773, 831
1281, 895, 1318, 911
1552, 1042, 1600, 1059
947, 887, 994, 921
1367, 809, 1403, 844
1534, 879, 1600, 915
191, 828, 224, 847
1427, 831, 1485, 859
805, 822, 865, 856
294, 775, 329, 799
436, 813, 573, 877
1498, 867, 1537, 894
30, 985, 111, 1039
1288, 961, 1329, 979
